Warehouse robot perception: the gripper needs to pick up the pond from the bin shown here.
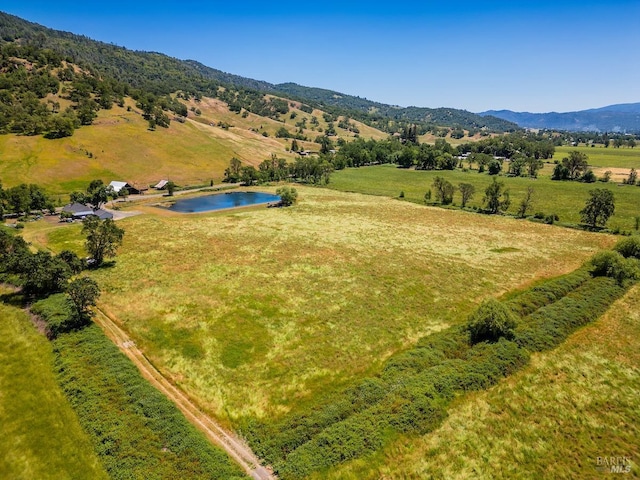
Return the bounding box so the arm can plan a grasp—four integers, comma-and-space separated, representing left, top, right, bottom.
167, 191, 281, 213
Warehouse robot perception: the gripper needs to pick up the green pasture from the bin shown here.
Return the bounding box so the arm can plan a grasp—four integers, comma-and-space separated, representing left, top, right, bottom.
36, 187, 613, 425
0, 291, 107, 480
554, 145, 640, 170
328, 164, 640, 231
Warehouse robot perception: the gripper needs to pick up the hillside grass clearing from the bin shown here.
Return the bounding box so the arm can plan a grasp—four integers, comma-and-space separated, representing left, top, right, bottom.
0, 97, 309, 194
0, 289, 108, 480
329, 164, 640, 231
36, 187, 614, 424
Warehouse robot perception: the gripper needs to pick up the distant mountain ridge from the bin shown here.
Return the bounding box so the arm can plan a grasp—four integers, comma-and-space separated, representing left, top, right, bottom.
480, 103, 640, 133
273, 83, 517, 131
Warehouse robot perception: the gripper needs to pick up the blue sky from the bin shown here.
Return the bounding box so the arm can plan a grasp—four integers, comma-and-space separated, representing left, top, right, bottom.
3, 1, 639, 112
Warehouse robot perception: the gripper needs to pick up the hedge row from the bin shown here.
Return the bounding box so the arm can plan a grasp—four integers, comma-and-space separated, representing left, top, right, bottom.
32, 295, 247, 480
505, 267, 592, 317
515, 276, 626, 351
244, 248, 638, 479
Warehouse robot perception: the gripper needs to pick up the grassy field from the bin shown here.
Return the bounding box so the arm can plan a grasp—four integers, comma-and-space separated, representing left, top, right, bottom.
554, 145, 640, 170
0, 290, 108, 480
323, 283, 640, 479
36, 298, 249, 479
34, 187, 614, 426
329, 164, 640, 231
0, 96, 389, 195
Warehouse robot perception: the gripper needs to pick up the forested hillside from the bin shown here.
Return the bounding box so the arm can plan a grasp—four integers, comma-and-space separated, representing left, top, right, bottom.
275, 82, 518, 132
0, 11, 519, 136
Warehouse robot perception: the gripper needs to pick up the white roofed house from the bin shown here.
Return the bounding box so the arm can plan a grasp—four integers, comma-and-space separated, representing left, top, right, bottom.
108, 181, 129, 194
109, 180, 148, 195
154, 180, 169, 189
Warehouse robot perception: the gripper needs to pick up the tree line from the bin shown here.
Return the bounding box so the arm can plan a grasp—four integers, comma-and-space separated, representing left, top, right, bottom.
224, 155, 334, 186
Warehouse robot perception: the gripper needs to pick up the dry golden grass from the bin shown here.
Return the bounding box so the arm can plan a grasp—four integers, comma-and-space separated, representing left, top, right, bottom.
325, 284, 640, 479
0, 95, 387, 194
33, 187, 615, 425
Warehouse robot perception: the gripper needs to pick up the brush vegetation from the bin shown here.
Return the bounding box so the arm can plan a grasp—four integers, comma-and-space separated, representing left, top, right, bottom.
326, 282, 640, 479
31, 294, 248, 480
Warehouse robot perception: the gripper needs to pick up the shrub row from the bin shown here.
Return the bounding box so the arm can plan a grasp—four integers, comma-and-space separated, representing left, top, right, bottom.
32, 296, 247, 480
264, 337, 530, 479
515, 276, 626, 352
505, 267, 592, 317
245, 249, 637, 479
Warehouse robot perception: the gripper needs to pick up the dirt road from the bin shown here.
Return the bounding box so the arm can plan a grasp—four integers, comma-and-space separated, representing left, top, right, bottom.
93, 307, 276, 480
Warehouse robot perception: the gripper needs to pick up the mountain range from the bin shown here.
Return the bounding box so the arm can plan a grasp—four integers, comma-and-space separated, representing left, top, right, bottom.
0, 11, 517, 133
1, 11, 637, 134
480, 103, 640, 133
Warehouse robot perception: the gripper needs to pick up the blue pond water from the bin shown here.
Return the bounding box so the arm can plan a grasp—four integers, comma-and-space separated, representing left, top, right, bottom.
168, 192, 281, 213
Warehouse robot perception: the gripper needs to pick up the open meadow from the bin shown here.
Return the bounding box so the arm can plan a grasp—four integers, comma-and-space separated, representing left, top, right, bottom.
36, 187, 615, 426
0, 289, 108, 480
554, 145, 640, 170
329, 164, 640, 232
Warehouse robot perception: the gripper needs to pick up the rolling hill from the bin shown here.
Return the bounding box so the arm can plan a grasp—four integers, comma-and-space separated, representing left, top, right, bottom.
0, 11, 518, 134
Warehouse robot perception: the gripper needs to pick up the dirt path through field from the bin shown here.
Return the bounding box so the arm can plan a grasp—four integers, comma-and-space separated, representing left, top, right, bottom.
93, 307, 276, 480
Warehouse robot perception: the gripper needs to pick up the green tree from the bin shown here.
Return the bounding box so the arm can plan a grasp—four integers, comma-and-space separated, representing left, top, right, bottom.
562, 151, 588, 180
166, 181, 176, 196
465, 299, 518, 344
5, 184, 31, 215
483, 178, 510, 214
224, 157, 242, 182
488, 159, 502, 175
70, 191, 89, 204
458, 182, 475, 208
82, 216, 125, 266
118, 186, 129, 201
397, 146, 416, 168
20, 251, 71, 297
580, 188, 615, 228
66, 276, 100, 325
86, 179, 111, 208
517, 186, 535, 218
318, 135, 334, 155
551, 163, 570, 180
240, 166, 259, 186
525, 157, 544, 177
432, 176, 454, 205
276, 186, 298, 206
57, 250, 85, 274
45, 111, 77, 139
